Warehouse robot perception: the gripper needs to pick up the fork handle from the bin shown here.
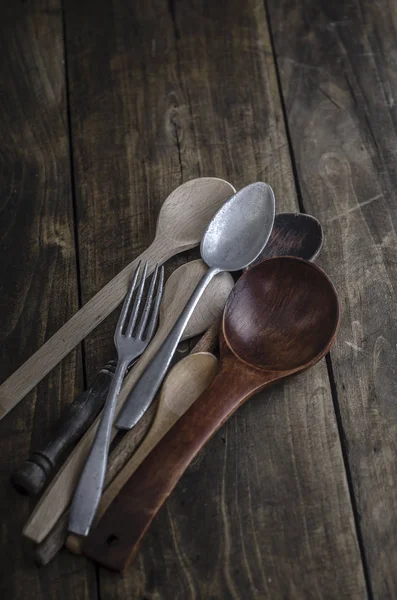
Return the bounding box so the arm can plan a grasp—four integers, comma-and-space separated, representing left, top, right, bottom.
68, 358, 129, 537
116, 266, 221, 430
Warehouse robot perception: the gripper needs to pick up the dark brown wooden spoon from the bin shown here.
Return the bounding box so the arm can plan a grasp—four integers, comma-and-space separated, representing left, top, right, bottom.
82, 256, 339, 572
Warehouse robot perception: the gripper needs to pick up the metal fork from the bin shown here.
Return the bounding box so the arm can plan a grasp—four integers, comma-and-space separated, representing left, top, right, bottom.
68, 262, 164, 536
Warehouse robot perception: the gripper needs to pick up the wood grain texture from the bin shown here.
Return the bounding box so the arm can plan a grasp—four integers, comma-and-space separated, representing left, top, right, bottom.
63, 1, 367, 597
254, 213, 323, 263
266, 0, 397, 596
4, 0, 392, 596
0, 1, 96, 598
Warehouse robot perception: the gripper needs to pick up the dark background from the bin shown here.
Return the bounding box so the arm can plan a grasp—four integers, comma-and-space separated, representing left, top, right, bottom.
1, 0, 396, 598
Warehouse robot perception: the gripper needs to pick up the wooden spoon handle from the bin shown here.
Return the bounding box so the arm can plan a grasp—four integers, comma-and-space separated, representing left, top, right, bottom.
0, 242, 167, 422
83, 357, 267, 571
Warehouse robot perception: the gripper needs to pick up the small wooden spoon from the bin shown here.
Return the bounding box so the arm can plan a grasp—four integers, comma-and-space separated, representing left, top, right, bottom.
254, 212, 322, 263
0, 177, 235, 422
82, 257, 340, 572
23, 260, 234, 544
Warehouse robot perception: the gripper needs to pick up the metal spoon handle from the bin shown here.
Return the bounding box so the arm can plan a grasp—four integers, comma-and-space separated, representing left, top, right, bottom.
68, 358, 129, 536
116, 266, 221, 430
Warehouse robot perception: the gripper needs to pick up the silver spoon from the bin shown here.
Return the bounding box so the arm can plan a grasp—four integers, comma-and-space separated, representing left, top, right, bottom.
116, 182, 276, 430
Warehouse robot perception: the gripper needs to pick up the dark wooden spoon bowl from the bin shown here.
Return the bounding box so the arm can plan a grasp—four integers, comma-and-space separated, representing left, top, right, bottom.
82, 257, 339, 572
228, 256, 337, 371
252, 212, 323, 264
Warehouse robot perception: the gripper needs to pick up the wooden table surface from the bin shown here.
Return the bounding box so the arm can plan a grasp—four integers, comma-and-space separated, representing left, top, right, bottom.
1, 0, 396, 598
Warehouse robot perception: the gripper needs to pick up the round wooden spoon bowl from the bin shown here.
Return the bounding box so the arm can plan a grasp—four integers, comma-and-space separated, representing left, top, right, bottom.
226, 256, 339, 372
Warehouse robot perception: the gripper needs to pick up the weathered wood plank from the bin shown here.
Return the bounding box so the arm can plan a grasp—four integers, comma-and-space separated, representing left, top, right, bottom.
0, 1, 97, 598
266, 0, 397, 596
64, 0, 367, 597
63, 0, 196, 385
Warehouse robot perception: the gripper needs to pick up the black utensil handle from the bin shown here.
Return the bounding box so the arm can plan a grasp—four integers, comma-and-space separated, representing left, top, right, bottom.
11, 360, 118, 496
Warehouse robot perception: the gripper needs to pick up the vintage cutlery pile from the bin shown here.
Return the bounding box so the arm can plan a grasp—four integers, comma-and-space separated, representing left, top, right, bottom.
4, 177, 338, 572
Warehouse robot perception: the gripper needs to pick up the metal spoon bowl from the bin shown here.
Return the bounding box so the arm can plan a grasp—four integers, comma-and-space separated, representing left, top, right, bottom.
202, 182, 275, 271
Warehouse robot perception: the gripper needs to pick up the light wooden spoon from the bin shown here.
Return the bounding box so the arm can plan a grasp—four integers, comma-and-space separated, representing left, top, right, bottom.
23, 260, 234, 544
0, 177, 235, 422
66, 351, 218, 554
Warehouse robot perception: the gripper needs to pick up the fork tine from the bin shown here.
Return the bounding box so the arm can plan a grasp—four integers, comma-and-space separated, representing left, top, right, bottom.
135, 264, 160, 339
115, 262, 141, 336
125, 262, 148, 336
144, 265, 164, 340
